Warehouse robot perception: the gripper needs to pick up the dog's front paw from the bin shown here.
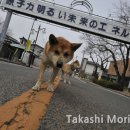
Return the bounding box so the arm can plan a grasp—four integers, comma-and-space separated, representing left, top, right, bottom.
47, 84, 54, 92
32, 85, 41, 91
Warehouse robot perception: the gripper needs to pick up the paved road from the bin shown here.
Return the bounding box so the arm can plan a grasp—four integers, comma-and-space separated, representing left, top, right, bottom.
1, 61, 130, 130
39, 77, 130, 130
0, 61, 39, 104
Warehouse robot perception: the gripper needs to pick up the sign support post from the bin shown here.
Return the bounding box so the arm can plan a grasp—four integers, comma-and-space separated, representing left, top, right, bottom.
0, 10, 12, 52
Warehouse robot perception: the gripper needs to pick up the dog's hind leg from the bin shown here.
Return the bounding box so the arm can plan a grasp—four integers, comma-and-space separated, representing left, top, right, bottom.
32, 61, 46, 91
63, 73, 67, 84
47, 67, 59, 92
60, 70, 64, 81
68, 74, 71, 85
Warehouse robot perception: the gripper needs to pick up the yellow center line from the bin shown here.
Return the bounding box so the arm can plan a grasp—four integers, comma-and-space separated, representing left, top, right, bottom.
0, 76, 61, 130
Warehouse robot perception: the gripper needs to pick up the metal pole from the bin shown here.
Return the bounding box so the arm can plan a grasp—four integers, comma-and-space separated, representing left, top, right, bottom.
28, 25, 41, 67
0, 10, 12, 51
21, 18, 36, 62
35, 25, 41, 44
79, 50, 86, 77
0, 0, 2, 4
81, 50, 85, 68
28, 18, 36, 40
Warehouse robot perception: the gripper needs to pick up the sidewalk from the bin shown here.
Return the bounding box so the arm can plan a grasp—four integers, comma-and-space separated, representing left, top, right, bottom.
75, 76, 130, 97
0, 57, 39, 69
0, 57, 26, 66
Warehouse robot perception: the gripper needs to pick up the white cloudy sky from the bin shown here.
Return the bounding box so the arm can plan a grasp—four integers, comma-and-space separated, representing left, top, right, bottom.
0, 0, 126, 62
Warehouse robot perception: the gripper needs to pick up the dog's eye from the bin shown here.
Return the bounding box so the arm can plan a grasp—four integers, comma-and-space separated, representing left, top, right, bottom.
54, 50, 59, 55
64, 52, 69, 58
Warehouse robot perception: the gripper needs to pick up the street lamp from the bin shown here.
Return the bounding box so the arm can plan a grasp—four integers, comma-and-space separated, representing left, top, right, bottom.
28, 25, 46, 67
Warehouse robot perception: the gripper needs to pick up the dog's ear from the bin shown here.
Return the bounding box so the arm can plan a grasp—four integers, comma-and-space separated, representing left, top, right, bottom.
49, 34, 57, 45
71, 43, 82, 52
75, 60, 79, 63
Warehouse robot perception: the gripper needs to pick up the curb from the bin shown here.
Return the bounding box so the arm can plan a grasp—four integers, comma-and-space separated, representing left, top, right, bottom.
0, 58, 39, 69
75, 77, 130, 98
0, 58, 26, 66
88, 81, 130, 98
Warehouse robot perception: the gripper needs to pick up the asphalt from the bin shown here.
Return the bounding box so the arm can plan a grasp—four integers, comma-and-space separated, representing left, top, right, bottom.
0, 61, 54, 105
39, 77, 130, 130
0, 61, 39, 104
0, 61, 130, 130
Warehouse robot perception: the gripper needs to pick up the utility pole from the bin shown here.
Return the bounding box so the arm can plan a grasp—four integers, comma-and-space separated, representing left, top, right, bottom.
34, 25, 41, 44
79, 49, 86, 77
28, 25, 41, 67
81, 50, 85, 68
21, 18, 36, 61
28, 18, 37, 40
0, 10, 12, 52
28, 25, 46, 67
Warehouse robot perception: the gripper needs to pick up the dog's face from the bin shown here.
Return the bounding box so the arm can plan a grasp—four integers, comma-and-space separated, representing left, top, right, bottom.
47, 34, 81, 68
73, 60, 80, 69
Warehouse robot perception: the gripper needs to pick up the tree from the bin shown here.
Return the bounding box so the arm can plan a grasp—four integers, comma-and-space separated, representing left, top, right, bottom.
114, 0, 130, 24
113, 0, 130, 85
81, 34, 112, 79
80, 0, 130, 87
81, 32, 130, 87
99, 38, 130, 85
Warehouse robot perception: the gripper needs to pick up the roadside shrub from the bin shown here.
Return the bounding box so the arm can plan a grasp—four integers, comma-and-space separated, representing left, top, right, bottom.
92, 79, 123, 91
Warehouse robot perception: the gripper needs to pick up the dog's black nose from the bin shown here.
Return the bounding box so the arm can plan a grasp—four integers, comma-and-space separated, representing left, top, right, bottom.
56, 62, 63, 68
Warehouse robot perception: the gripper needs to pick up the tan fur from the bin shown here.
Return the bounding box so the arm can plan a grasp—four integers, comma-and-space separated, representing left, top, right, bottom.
62, 60, 80, 84
32, 34, 81, 92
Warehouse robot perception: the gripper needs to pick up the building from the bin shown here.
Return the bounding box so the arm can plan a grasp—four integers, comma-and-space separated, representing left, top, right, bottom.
85, 61, 103, 79
22, 44, 44, 66
108, 59, 130, 82
80, 58, 105, 79
0, 34, 21, 60
0, 35, 44, 66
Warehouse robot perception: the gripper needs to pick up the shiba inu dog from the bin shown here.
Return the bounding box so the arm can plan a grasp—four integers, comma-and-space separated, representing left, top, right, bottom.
62, 60, 80, 85
32, 34, 81, 92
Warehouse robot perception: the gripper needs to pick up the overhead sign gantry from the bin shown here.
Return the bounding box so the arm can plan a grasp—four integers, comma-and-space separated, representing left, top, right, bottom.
0, 0, 130, 43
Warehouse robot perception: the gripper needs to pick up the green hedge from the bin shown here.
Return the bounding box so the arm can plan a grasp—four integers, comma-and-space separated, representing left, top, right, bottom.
92, 79, 123, 91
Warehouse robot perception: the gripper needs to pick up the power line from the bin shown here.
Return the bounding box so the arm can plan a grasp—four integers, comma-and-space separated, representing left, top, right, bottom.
12, 12, 83, 33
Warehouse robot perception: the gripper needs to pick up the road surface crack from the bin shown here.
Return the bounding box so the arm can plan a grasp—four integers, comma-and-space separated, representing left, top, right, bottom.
0, 99, 32, 129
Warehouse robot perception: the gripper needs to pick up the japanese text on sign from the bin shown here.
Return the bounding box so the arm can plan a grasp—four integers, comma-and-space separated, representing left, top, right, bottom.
1, 0, 130, 43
